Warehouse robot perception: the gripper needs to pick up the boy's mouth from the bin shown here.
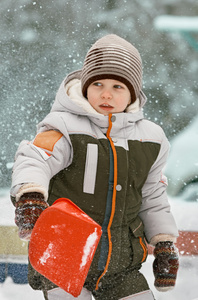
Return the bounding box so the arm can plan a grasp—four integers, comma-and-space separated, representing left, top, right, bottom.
99, 103, 113, 109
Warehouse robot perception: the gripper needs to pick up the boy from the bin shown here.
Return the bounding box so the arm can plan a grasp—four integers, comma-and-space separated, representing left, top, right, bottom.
11, 34, 179, 300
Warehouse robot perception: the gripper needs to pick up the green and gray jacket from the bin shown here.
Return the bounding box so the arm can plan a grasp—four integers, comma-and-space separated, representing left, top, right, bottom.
11, 70, 178, 290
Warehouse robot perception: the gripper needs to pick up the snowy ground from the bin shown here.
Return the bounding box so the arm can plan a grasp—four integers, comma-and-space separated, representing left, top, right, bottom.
0, 188, 198, 299
1, 256, 198, 300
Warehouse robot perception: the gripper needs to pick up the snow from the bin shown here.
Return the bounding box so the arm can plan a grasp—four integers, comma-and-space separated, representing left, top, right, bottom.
169, 198, 198, 231
0, 189, 15, 226
0, 277, 44, 300
80, 229, 99, 269
165, 116, 198, 199
39, 242, 54, 266
154, 16, 198, 32
1, 256, 198, 300
20, 28, 37, 43
1, 189, 198, 299
0, 0, 198, 298
141, 255, 198, 300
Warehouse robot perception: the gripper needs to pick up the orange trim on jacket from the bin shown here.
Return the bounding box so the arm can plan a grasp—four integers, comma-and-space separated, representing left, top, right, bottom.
33, 130, 63, 152
95, 114, 118, 290
139, 237, 148, 262
95, 114, 148, 289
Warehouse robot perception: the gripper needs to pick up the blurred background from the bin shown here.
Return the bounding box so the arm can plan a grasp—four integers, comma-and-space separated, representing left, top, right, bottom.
0, 0, 198, 190
0, 0, 198, 299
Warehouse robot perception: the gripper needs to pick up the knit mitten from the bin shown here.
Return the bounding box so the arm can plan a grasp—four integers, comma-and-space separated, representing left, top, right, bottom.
153, 241, 179, 291
15, 192, 49, 241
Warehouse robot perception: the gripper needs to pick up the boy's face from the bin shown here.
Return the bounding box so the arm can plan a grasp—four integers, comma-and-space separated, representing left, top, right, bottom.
87, 79, 131, 115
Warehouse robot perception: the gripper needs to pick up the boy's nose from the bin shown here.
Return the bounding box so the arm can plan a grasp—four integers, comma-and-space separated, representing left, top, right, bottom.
101, 90, 112, 99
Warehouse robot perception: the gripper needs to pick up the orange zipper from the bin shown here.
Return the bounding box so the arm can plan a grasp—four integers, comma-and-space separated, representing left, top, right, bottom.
139, 237, 148, 262
95, 114, 118, 290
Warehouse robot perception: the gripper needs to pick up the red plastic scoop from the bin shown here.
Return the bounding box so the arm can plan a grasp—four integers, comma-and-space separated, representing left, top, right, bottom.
29, 198, 102, 297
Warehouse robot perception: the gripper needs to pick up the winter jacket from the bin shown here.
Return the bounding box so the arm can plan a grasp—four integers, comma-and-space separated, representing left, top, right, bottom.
11, 70, 178, 291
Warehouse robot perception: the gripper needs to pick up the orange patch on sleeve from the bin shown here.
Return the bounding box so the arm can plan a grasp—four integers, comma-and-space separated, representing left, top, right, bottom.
33, 130, 63, 152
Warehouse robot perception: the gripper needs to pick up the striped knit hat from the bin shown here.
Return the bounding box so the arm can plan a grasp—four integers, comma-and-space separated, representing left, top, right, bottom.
81, 34, 142, 103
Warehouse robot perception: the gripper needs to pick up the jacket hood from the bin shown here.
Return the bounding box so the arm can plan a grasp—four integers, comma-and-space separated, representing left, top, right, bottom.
50, 70, 147, 124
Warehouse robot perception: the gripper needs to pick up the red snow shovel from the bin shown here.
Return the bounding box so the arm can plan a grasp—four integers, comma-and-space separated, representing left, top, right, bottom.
29, 198, 102, 297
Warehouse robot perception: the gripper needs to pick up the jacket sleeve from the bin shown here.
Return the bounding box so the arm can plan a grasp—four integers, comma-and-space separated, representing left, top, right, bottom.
11, 130, 72, 202
139, 130, 179, 245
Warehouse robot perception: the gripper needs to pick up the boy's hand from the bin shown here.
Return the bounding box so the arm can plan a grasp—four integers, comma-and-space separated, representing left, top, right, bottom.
153, 241, 179, 291
15, 192, 49, 241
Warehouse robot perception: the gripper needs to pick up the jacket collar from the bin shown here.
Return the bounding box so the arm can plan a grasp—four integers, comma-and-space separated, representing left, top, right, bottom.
50, 70, 146, 130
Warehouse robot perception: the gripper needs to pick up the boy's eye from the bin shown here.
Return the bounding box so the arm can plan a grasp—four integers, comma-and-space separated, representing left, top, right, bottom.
114, 85, 123, 89
93, 82, 102, 86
